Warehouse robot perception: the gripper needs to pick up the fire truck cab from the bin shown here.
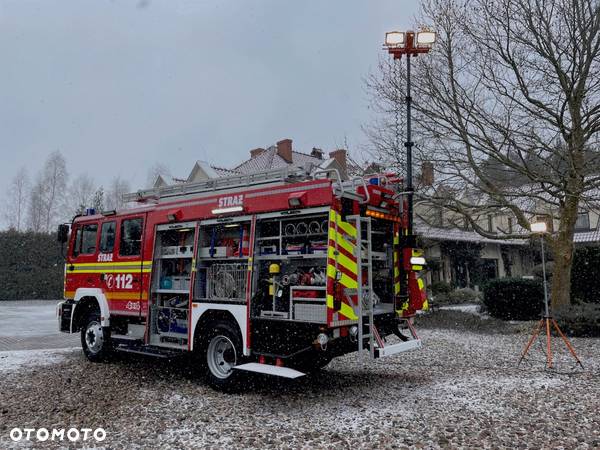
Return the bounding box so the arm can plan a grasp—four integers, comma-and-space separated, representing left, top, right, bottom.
58, 166, 427, 390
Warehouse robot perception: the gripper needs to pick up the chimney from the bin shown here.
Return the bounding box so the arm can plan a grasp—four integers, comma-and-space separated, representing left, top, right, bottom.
250, 148, 265, 158
421, 161, 434, 186
329, 149, 348, 174
276, 139, 293, 163
311, 148, 324, 160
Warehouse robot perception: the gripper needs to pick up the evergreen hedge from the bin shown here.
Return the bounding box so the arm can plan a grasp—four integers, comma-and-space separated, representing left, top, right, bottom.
482, 278, 543, 320
571, 246, 600, 304
0, 230, 64, 300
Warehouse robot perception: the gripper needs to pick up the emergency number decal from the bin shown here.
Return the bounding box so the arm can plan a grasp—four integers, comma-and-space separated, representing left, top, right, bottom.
105, 274, 134, 289
218, 194, 244, 208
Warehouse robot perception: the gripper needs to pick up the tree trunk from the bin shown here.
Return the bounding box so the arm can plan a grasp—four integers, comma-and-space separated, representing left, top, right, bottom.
549, 237, 574, 310
549, 188, 580, 309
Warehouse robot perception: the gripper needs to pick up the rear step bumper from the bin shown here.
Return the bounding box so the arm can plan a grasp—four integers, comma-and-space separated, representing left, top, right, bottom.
375, 339, 422, 358
233, 363, 306, 379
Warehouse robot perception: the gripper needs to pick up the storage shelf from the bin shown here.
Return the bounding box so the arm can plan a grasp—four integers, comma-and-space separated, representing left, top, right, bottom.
282, 233, 327, 238
255, 254, 327, 260
197, 257, 248, 261
158, 254, 193, 260
155, 289, 190, 294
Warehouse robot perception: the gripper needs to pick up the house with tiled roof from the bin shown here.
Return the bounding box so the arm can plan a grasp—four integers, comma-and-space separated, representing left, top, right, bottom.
151, 138, 350, 188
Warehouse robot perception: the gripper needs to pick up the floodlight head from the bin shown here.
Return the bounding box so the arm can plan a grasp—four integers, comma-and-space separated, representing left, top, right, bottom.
530, 222, 548, 233
417, 31, 437, 47
385, 31, 406, 48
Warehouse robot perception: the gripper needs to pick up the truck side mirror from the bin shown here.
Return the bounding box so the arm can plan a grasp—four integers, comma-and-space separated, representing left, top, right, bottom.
57, 224, 69, 243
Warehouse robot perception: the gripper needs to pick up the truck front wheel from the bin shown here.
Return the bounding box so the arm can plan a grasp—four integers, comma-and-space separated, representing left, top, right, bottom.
81, 307, 112, 362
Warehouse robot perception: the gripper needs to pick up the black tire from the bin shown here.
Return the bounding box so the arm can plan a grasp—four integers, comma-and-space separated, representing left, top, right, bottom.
80, 307, 112, 362
199, 320, 244, 391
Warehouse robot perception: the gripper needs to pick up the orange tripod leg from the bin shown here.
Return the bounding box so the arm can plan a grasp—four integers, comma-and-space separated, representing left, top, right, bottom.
552, 319, 584, 368
545, 318, 553, 369
518, 319, 543, 366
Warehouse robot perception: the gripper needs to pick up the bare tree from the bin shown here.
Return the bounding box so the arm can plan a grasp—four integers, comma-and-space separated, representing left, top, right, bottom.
91, 186, 105, 212
146, 162, 172, 188
105, 176, 131, 211
4, 167, 29, 231
27, 180, 45, 232
40, 151, 69, 232
68, 173, 97, 216
365, 0, 600, 308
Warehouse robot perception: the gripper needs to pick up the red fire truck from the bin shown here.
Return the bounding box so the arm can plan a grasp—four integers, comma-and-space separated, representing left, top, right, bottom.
57, 166, 427, 389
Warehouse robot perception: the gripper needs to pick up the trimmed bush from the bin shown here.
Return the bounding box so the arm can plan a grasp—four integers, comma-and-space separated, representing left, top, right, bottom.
431, 281, 452, 296
483, 278, 543, 320
554, 303, 600, 337
447, 288, 480, 304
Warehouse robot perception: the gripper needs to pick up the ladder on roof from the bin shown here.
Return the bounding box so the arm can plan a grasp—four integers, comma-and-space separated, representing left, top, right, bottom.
350, 216, 379, 359
122, 164, 318, 203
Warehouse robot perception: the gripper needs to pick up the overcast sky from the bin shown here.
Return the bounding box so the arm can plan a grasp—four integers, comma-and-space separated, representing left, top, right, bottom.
0, 0, 418, 194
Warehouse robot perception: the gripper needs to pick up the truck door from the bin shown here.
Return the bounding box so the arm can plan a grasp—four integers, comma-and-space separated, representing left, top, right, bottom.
65, 221, 100, 296
108, 215, 147, 317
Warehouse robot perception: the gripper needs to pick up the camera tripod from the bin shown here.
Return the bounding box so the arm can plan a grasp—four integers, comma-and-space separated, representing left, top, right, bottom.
518, 315, 583, 369
518, 231, 583, 369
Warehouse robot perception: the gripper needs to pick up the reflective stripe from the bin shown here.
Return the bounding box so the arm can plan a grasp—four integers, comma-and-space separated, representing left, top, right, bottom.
69, 268, 152, 274
70, 261, 152, 267
326, 294, 358, 320
326, 265, 358, 289
107, 292, 148, 300
329, 210, 356, 238
328, 228, 355, 255
327, 247, 357, 275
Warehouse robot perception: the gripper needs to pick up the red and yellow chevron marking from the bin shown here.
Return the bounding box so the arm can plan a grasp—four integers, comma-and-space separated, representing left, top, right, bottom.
393, 231, 401, 295
327, 210, 359, 322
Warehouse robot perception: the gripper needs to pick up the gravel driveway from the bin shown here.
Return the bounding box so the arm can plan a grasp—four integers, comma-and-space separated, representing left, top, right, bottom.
1, 323, 598, 449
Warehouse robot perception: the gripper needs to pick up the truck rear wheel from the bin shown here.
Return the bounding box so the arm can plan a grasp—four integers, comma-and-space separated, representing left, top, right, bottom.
81, 307, 112, 362
200, 320, 243, 391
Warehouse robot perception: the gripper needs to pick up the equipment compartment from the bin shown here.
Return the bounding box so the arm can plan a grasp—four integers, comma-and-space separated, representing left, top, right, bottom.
195, 219, 251, 303
251, 212, 329, 323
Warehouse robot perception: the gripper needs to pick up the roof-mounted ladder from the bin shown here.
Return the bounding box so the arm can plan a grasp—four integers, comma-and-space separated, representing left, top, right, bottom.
123, 165, 318, 203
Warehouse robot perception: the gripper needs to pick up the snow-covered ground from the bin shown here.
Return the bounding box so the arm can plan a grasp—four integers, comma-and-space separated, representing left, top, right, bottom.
0, 323, 598, 449
439, 303, 483, 315
0, 347, 78, 373
0, 300, 79, 351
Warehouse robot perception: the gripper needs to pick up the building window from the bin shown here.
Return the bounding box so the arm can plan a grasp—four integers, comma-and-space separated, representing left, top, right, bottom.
487, 215, 494, 233
119, 218, 143, 256
73, 223, 98, 256
575, 212, 590, 231
99, 221, 116, 253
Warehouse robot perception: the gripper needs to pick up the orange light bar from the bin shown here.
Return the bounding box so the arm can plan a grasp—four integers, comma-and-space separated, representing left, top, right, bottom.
366, 209, 402, 223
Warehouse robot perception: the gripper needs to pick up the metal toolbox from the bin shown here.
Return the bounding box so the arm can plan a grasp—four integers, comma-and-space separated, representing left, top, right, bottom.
293, 303, 327, 323
171, 276, 191, 290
